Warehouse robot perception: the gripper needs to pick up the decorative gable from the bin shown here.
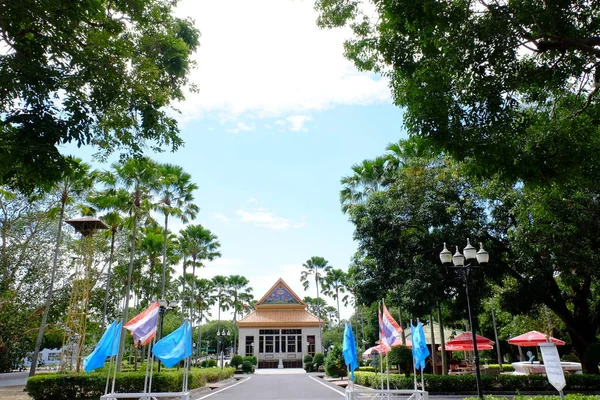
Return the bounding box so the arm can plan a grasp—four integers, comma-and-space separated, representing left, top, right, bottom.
254, 278, 305, 309
263, 284, 299, 305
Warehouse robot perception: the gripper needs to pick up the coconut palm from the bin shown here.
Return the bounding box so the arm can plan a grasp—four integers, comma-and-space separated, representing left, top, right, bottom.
227, 275, 253, 354
322, 269, 348, 331
98, 157, 159, 370
155, 163, 199, 299
29, 159, 95, 377
300, 256, 332, 352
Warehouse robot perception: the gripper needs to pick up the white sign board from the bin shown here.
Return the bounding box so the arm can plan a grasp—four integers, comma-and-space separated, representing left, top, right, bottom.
539, 343, 566, 392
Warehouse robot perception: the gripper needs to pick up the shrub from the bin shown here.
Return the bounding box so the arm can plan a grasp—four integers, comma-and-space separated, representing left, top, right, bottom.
230, 355, 244, 369
562, 353, 581, 363
243, 356, 257, 366
242, 361, 253, 374
313, 353, 325, 368
304, 354, 314, 372
324, 344, 346, 378
26, 368, 236, 400
207, 359, 217, 368
357, 366, 375, 372
388, 346, 413, 376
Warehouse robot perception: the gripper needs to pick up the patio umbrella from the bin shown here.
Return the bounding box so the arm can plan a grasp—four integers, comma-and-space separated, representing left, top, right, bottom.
439, 343, 494, 351
446, 332, 494, 346
508, 330, 565, 346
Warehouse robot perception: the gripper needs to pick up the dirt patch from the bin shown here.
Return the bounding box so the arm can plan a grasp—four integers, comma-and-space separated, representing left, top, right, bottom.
0, 386, 30, 400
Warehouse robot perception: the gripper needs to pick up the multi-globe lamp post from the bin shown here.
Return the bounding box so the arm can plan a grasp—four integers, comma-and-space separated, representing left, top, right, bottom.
440, 239, 489, 400
217, 329, 230, 369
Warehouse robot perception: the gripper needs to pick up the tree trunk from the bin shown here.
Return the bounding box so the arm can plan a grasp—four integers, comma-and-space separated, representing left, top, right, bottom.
437, 305, 447, 375
161, 213, 169, 299
398, 305, 406, 344
29, 189, 67, 377
101, 229, 117, 332
429, 314, 437, 375
116, 200, 140, 371
491, 309, 503, 371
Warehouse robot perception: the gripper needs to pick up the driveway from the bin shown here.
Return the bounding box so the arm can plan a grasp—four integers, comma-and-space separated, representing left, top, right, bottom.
192, 374, 345, 400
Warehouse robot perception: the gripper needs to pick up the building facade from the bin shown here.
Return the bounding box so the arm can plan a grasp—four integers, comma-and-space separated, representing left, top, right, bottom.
236, 278, 324, 368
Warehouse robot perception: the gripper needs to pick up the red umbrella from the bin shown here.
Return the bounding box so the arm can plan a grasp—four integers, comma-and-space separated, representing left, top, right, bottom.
508, 330, 565, 346
446, 332, 494, 346
439, 343, 494, 351
362, 339, 413, 358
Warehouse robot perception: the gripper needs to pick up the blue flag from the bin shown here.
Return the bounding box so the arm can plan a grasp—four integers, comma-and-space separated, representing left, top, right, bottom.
411, 321, 430, 371
83, 321, 122, 373
342, 323, 360, 381
152, 321, 192, 368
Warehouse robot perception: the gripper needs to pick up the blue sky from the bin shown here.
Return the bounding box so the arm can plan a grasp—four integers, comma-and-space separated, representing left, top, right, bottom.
66, 0, 407, 319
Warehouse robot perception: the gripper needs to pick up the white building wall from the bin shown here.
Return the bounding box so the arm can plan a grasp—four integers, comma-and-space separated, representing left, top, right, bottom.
238, 326, 322, 361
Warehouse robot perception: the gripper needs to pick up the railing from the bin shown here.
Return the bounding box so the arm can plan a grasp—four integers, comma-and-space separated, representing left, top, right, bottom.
345, 389, 429, 400
100, 392, 190, 400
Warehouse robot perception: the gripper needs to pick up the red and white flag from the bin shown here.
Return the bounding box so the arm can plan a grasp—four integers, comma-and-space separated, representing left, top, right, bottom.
124, 302, 160, 346
379, 302, 403, 351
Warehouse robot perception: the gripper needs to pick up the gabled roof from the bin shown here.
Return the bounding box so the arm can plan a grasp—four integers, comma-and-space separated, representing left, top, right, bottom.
254, 278, 305, 310
237, 278, 325, 328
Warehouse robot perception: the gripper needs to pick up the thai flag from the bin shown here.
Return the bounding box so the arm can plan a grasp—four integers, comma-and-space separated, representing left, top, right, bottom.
124, 302, 160, 346
379, 302, 403, 351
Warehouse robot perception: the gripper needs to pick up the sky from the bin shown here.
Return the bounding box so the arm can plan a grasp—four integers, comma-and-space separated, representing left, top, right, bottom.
68, 0, 407, 320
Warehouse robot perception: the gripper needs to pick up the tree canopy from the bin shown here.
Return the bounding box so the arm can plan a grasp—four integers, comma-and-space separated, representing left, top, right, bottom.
0, 0, 200, 193
315, 0, 600, 185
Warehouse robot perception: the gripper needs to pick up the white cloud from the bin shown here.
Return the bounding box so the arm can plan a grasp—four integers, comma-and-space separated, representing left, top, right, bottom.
173, 0, 390, 124
247, 197, 258, 204
226, 122, 254, 134
286, 115, 312, 132
235, 208, 306, 230
212, 212, 231, 222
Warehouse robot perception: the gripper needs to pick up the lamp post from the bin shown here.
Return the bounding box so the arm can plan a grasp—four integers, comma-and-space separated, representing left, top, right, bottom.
157, 299, 178, 372
440, 239, 489, 400
217, 329, 230, 369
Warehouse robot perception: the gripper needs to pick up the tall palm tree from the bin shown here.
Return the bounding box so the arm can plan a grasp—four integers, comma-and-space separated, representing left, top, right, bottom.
192, 278, 215, 359
99, 157, 159, 371
340, 157, 388, 214
155, 163, 199, 299
227, 275, 253, 354
322, 269, 348, 331
212, 275, 231, 359
29, 159, 95, 377
300, 256, 332, 352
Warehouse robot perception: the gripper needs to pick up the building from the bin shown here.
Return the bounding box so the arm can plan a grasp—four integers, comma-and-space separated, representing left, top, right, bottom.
236, 278, 324, 368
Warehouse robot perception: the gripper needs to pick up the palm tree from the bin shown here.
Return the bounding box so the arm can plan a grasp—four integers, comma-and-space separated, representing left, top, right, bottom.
29, 159, 95, 377
155, 163, 199, 299
212, 275, 231, 359
300, 256, 332, 352
340, 157, 388, 214
227, 275, 253, 354
322, 269, 348, 332
192, 278, 215, 359
99, 157, 159, 371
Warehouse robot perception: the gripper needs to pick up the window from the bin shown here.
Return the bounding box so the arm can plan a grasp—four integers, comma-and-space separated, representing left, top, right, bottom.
265, 336, 274, 353
259, 336, 264, 353
275, 336, 280, 353
259, 329, 280, 335
297, 336, 302, 353
281, 329, 301, 334
307, 335, 316, 355
287, 335, 296, 352
245, 336, 254, 357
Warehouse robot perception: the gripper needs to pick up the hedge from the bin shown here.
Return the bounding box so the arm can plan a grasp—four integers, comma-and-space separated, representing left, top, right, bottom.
26, 368, 235, 400
353, 372, 600, 394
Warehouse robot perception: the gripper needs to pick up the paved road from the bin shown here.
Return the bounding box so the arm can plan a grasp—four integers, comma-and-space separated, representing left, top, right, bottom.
193, 374, 345, 400
0, 372, 27, 387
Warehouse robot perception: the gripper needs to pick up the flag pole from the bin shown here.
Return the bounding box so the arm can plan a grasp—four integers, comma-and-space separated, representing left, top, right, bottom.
379, 301, 384, 391
411, 320, 417, 391
418, 318, 425, 391
383, 300, 390, 391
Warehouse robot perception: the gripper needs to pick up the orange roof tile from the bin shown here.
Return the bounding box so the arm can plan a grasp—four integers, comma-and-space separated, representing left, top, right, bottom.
237, 309, 324, 328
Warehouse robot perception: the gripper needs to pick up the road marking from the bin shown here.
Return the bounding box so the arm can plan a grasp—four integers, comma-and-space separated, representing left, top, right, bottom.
196, 377, 251, 399
308, 376, 345, 397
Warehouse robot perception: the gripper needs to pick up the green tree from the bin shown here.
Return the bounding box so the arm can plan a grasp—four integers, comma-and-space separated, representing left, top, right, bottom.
301, 256, 332, 352
322, 269, 348, 331
227, 275, 253, 354
98, 157, 159, 370
29, 160, 95, 376
315, 0, 600, 186
155, 164, 199, 299
0, 0, 200, 193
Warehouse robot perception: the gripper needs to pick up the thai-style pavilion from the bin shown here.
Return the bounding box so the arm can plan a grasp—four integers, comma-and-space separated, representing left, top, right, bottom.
236, 278, 324, 368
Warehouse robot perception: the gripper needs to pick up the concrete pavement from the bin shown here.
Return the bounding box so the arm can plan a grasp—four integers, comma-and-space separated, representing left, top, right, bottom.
0, 371, 28, 387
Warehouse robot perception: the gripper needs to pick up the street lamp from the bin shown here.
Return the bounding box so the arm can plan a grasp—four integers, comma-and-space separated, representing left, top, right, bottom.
217, 329, 230, 369
440, 239, 489, 400
157, 299, 178, 372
